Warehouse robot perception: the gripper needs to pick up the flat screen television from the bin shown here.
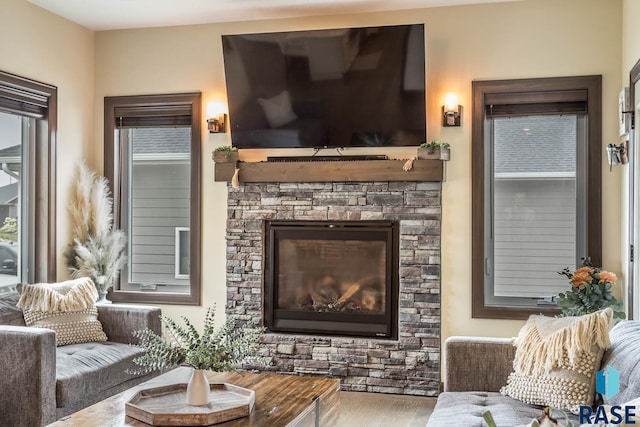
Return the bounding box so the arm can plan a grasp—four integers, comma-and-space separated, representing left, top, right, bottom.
221, 24, 426, 149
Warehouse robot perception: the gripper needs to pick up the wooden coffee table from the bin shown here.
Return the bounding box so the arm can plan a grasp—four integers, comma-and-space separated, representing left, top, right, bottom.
49, 367, 340, 427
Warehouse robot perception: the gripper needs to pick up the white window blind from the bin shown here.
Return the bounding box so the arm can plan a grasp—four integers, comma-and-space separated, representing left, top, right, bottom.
491, 115, 578, 299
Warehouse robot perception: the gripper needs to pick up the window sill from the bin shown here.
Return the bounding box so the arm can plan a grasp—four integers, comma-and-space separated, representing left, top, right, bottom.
472, 304, 561, 320
108, 289, 200, 306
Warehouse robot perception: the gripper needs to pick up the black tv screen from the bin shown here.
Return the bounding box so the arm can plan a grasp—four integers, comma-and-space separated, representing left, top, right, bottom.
221, 24, 426, 149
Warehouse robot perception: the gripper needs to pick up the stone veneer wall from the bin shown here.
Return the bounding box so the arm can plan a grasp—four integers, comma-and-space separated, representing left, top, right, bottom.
226, 181, 441, 396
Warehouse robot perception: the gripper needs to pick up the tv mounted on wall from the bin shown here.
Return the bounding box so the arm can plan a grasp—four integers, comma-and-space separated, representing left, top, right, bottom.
221, 24, 426, 149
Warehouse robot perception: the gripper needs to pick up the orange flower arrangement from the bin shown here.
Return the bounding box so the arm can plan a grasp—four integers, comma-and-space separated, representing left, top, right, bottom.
557, 257, 625, 319
599, 271, 617, 284
570, 267, 593, 289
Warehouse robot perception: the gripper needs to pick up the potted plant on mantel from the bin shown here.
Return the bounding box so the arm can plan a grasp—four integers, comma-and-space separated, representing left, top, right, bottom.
128, 306, 265, 406
213, 145, 239, 162
417, 140, 451, 161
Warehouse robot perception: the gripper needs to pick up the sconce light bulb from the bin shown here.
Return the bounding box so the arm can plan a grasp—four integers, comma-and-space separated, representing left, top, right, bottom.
206, 101, 227, 119
444, 93, 459, 112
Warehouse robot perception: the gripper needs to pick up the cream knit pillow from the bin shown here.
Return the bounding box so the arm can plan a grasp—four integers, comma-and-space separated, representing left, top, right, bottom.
501, 309, 613, 414
17, 278, 107, 346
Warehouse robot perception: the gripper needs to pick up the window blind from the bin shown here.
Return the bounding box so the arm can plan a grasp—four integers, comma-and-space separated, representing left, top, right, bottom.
0, 71, 54, 118
484, 90, 588, 117
114, 104, 192, 127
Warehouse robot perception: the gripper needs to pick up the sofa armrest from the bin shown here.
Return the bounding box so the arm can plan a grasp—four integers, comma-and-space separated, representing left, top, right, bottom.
444, 336, 515, 392
0, 325, 57, 426
98, 304, 161, 344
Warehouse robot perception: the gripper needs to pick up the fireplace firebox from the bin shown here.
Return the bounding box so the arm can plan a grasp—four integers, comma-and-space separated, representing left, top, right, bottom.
264, 220, 399, 338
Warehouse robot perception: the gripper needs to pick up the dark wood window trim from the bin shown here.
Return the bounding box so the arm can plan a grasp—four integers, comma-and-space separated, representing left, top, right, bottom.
0, 70, 56, 283
104, 93, 201, 305
472, 75, 602, 320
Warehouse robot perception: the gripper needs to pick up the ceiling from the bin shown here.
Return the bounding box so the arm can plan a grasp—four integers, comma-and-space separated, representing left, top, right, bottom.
27, 0, 518, 31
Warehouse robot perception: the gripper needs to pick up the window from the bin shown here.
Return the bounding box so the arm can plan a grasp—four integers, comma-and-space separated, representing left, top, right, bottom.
0, 112, 24, 292
472, 76, 602, 319
0, 71, 56, 288
104, 93, 201, 305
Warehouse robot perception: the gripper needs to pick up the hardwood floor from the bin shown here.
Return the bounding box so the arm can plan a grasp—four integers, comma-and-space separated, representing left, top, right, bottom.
337, 391, 435, 426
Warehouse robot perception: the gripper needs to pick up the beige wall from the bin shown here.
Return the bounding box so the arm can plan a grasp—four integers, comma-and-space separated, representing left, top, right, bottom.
94, 0, 623, 336
0, 0, 94, 279
623, 0, 640, 75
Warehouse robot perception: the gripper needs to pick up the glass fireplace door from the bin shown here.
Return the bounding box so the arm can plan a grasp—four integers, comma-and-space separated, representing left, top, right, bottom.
264, 221, 398, 338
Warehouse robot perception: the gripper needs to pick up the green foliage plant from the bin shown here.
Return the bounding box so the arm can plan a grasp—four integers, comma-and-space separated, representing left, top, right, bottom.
419, 140, 450, 154
128, 306, 265, 375
557, 257, 625, 319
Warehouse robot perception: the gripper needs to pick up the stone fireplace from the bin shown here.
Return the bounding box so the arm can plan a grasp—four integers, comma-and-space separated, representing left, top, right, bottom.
226, 181, 441, 395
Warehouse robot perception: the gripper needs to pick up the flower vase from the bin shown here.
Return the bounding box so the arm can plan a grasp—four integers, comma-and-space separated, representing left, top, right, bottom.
186, 369, 210, 406
96, 291, 111, 304
95, 276, 111, 304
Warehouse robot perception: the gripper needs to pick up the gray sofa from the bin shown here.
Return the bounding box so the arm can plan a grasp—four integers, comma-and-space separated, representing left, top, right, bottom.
0, 291, 161, 426
427, 320, 640, 427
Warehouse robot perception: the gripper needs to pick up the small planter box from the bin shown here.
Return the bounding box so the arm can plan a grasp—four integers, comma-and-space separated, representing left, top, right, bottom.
213, 151, 239, 163
418, 147, 450, 161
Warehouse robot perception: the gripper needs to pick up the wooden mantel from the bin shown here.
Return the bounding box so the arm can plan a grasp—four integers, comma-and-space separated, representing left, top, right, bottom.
214, 159, 444, 183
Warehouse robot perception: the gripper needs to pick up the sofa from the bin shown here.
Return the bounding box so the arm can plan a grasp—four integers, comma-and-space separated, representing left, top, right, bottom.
0, 291, 161, 427
427, 320, 640, 427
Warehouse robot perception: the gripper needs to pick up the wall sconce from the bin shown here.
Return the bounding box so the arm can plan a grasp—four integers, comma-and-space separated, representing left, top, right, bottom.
206, 101, 227, 133
442, 93, 461, 127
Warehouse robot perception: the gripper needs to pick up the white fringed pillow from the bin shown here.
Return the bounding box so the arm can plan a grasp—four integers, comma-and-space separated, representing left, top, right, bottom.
17, 278, 107, 346
500, 308, 613, 414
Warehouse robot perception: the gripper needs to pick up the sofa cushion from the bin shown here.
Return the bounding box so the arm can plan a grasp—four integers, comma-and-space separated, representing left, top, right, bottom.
17, 278, 108, 346
55, 341, 147, 407
0, 291, 24, 326
426, 392, 578, 427
500, 309, 612, 413
599, 320, 640, 405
